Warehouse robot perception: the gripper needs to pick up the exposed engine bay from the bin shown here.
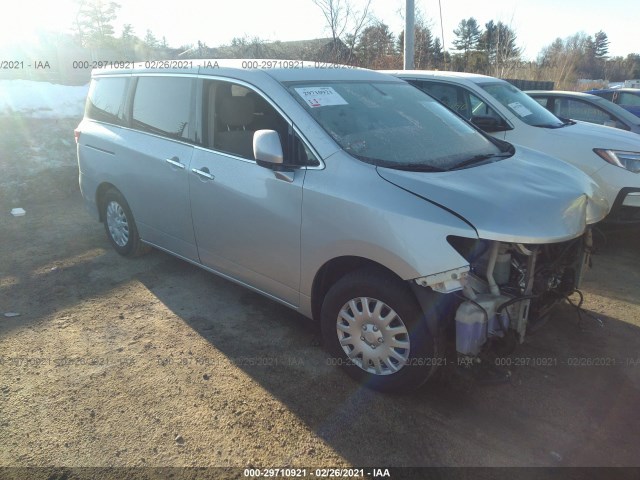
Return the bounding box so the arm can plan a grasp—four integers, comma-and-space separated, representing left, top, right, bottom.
445, 230, 593, 356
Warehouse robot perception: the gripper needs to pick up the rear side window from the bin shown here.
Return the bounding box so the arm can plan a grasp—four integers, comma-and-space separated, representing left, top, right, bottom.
132, 76, 195, 141
554, 98, 613, 124
618, 92, 640, 106
85, 77, 128, 125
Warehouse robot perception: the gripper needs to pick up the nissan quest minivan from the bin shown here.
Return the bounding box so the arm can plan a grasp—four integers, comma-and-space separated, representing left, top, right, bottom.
76, 60, 608, 391
387, 70, 640, 225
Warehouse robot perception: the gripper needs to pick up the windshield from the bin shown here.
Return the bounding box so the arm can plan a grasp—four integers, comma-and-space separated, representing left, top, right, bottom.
286, 81, 504, 170
480, 82, 565, 128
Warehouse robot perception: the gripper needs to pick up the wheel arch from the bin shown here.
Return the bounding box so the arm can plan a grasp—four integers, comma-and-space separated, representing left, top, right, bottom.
96, 182, 120, 223
310, 255, 454, 340
310, 256, 406, 323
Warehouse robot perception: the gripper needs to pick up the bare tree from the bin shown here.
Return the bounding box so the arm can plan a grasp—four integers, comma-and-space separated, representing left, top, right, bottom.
311, 0, 372, 63
537, 33, 593, 89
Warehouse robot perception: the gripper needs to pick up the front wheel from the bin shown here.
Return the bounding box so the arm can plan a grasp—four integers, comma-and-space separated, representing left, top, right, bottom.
101, 189, 150, 257
321, 268, 440, 392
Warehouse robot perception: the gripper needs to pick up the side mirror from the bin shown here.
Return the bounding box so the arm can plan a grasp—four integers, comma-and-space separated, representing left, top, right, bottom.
253, 130, 283, 168
471, 115, 508, 132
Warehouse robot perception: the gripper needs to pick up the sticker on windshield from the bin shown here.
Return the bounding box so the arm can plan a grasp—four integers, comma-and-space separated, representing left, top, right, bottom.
508, 102, 532, 117
295, 87, 348, 108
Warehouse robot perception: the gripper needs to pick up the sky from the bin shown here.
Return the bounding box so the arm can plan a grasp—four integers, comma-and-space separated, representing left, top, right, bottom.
0, 0, 637, 61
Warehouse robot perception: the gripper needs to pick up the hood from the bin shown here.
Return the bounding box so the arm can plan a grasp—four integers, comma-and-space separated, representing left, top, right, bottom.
549, 121, 640, 150
377, 147, 609, 244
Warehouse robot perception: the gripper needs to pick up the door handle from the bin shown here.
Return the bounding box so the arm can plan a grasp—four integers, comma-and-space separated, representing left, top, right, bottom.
192, 167, 214, 180
165, 156, 185, 169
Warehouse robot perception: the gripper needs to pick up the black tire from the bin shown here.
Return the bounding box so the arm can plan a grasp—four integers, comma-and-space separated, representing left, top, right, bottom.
101, 189, 150, 257
321, 267, 440, 392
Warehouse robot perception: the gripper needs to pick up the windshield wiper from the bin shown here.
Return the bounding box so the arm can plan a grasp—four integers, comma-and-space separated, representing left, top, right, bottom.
385, 163, 448, 172
532, 121, 569, 128
447, 153, 511, 171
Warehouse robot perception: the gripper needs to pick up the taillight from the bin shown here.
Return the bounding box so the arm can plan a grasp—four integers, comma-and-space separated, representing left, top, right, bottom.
74, 129, 80, 143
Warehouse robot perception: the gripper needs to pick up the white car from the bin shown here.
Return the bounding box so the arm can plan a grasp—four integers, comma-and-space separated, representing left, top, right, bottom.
386, 71, 640, 225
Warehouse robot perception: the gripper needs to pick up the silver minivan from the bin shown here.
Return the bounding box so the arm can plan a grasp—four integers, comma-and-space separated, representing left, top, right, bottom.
76, 60, 608, 391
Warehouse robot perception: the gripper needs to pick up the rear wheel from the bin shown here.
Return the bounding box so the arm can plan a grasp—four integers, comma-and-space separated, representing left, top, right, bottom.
321, 268, 440, 392
102, 189, 150, 257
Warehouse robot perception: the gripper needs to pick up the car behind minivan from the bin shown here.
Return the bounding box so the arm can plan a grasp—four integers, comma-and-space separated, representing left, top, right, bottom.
586, 88, 640, 119
76, 61, 607, 391
527, 90, 640, 134
387, 71, 640, 225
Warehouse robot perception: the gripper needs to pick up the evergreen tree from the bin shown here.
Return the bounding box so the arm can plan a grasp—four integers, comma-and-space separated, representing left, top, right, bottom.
144, 29, 159, 48
452, 17, 482, 70
431, 37, 444, 69
121, 24, 134, 41
481, 20, 520, 76
120, 23, 135, 58
356, 21, 396, 68
452, 18, 481, 54
73, 0, 121, 48
594, 31, 610, 59
398, 19, 435, 69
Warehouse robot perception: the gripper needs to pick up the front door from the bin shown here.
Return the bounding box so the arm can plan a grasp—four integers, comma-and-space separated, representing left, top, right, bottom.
189, 79, 310, 306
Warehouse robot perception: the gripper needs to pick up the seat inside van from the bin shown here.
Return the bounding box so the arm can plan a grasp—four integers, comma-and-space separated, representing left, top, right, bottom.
208, 82, 288, 161
215, 94, 256, 159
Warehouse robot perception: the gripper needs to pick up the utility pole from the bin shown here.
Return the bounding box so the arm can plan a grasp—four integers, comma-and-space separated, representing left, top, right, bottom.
439, 0, 447, 70
404, 0, 414, 69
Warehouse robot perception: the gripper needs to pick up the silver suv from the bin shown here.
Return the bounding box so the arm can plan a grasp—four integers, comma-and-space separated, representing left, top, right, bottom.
76, 61, 607, 391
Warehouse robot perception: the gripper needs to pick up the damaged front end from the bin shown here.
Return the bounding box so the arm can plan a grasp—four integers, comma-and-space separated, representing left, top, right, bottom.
416, 232, 593, 358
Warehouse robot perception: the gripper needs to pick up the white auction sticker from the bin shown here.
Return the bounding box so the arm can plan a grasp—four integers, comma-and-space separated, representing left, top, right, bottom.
508, 102, 532, 117
295, 87, 348, 108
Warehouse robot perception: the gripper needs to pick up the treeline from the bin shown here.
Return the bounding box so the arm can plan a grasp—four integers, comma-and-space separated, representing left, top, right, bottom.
2, 0, 639, 89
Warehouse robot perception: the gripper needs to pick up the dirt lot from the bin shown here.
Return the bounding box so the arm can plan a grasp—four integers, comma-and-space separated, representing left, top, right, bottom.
1, 117, 640, 470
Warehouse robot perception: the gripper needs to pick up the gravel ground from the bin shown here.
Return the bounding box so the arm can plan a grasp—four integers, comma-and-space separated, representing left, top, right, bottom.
1, 117, 640, 471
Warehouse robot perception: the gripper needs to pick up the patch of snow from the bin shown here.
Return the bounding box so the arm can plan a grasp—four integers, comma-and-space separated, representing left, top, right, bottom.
0, 80, 89, 118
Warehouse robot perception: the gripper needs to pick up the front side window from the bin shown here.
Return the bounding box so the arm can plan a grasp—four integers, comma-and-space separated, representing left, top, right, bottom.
480, 82, 564, 128
202, 80, 319, 167
204, 80, 289, 161
411, 81, 469, 117
287, 81, 506, 171
467, 91, 503, 122
132, 76, 194, 141
597, 91, 615, 101
85, 76, 128, 125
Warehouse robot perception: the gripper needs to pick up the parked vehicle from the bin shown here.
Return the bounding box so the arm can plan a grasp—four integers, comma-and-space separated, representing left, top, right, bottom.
386, 71, 640, 224
585, 88, 640, 118
527, 90, 640, 134
76, 61, 607, 391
